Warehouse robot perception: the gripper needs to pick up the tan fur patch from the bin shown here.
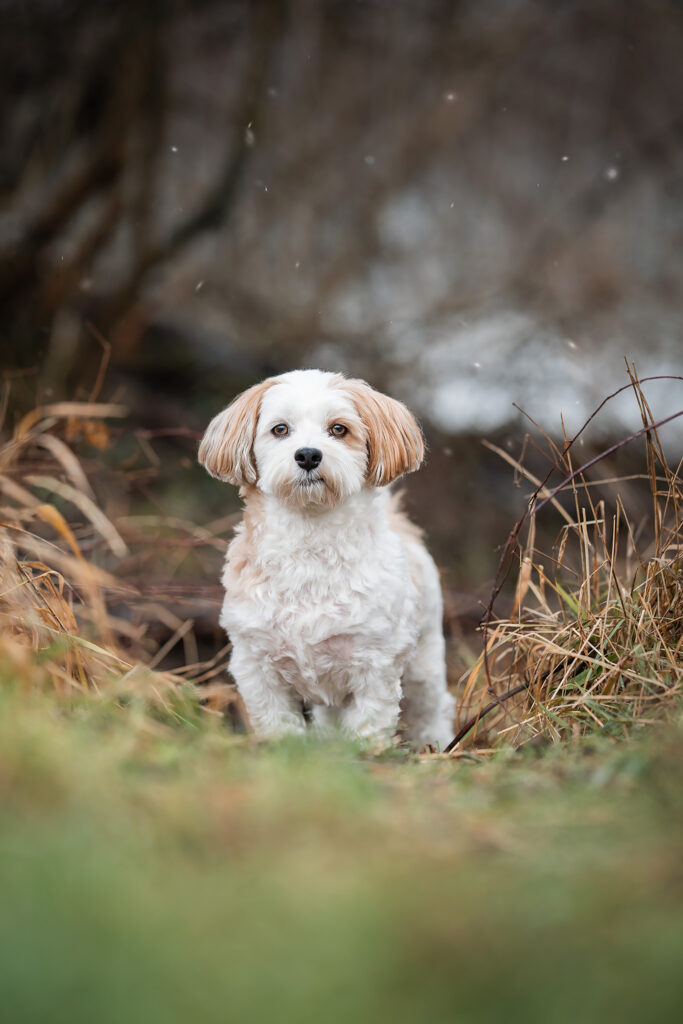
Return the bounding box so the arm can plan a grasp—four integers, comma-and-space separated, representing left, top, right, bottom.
387, 491, 426, 589
222, 487, 267, 599
337, 378, 424, 485
387, 490, 424, 544
198, 380, 275, 485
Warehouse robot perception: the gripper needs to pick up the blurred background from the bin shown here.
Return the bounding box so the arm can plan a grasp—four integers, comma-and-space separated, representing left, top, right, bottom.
1, 0, 682, 670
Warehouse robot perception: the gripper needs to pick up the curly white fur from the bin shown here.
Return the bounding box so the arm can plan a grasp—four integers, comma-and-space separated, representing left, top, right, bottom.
199, 369, 455, 748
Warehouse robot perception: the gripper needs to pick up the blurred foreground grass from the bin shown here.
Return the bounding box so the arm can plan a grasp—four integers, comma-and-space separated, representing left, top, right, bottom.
1, 675, 683, 1024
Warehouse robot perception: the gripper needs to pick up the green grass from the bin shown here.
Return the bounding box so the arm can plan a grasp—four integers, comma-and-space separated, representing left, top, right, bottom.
1, 677, 683, 1024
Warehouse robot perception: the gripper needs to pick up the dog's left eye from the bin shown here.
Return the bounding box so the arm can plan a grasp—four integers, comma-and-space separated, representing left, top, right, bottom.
329, 423, 348, 437
271, 424, 289, 437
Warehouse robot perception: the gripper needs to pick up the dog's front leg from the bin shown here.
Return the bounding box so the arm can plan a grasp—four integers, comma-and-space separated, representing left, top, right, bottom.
230, 642, 306, 738
339, 676, 402, 743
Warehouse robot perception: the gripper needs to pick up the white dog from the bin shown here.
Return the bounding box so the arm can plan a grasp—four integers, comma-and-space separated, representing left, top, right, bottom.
199, 369, 454, 748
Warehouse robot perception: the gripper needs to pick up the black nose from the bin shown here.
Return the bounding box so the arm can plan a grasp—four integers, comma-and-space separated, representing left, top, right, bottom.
294, 447, 322, 472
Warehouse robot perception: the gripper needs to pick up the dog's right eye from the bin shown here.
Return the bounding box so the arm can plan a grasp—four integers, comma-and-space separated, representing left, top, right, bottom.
271, 424, 289, 437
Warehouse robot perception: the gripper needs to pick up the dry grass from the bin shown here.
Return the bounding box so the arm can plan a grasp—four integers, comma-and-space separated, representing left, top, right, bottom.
0, 395, 235, 717
455, 367, 683, 750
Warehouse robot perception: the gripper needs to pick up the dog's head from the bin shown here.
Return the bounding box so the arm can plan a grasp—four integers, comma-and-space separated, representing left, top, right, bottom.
198, 369, 424, 508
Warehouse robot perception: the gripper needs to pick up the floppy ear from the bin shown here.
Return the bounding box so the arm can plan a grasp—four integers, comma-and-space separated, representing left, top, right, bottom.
198, 380, 274, 485
342, 378, 424, 486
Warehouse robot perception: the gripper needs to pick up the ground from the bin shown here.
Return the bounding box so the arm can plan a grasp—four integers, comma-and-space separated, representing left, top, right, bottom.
1, 677, 682, 1024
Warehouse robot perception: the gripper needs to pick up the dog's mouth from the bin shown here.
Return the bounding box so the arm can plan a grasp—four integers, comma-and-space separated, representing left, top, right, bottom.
276, 471, 342, 508
298, 474, 325, 488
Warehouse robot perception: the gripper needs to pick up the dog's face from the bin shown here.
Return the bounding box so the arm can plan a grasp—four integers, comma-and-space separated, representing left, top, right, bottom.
199, 369, 423, 508
253, 372, 368, 508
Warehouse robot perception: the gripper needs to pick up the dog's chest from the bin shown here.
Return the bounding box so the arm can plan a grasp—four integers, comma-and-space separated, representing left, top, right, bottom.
221, 519, 418, 703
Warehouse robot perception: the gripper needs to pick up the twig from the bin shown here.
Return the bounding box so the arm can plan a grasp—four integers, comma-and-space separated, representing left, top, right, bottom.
85, 322, 112, 403
444, 682, 530, 753
533, 409, 683, 515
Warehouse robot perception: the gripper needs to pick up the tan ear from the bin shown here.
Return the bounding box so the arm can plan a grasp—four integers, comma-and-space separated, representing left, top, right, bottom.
342, 378, 424, 486
198, 380, 274, 485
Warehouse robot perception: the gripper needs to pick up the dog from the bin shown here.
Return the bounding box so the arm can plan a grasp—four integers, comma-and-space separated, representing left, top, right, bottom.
198, 369, 455, 748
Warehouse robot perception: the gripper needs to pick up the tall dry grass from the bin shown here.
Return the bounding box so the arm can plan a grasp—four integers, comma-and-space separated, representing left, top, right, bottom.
451, 367, 683, 751
0, 394, 234, 717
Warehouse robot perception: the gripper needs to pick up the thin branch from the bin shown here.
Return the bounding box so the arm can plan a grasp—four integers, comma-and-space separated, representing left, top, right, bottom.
444, 682, 530, 753
534, 409, 683, 515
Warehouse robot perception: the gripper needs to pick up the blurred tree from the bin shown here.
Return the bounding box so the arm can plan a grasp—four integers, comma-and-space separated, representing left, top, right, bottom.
0, 0, 681, 427
0, 0, 284, 379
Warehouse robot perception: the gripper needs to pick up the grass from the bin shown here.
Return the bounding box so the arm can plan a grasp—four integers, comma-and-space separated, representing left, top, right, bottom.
455, 366, 683, 748
2, 678, 683, 1024
1, 366, 682, 1021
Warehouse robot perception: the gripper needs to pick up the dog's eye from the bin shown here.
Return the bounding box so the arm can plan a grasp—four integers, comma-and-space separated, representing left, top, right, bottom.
329, 423, 348, 437
271, 424, 289, 437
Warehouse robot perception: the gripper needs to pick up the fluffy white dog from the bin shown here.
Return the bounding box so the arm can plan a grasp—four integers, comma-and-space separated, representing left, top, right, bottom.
199, 369, 455, 748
